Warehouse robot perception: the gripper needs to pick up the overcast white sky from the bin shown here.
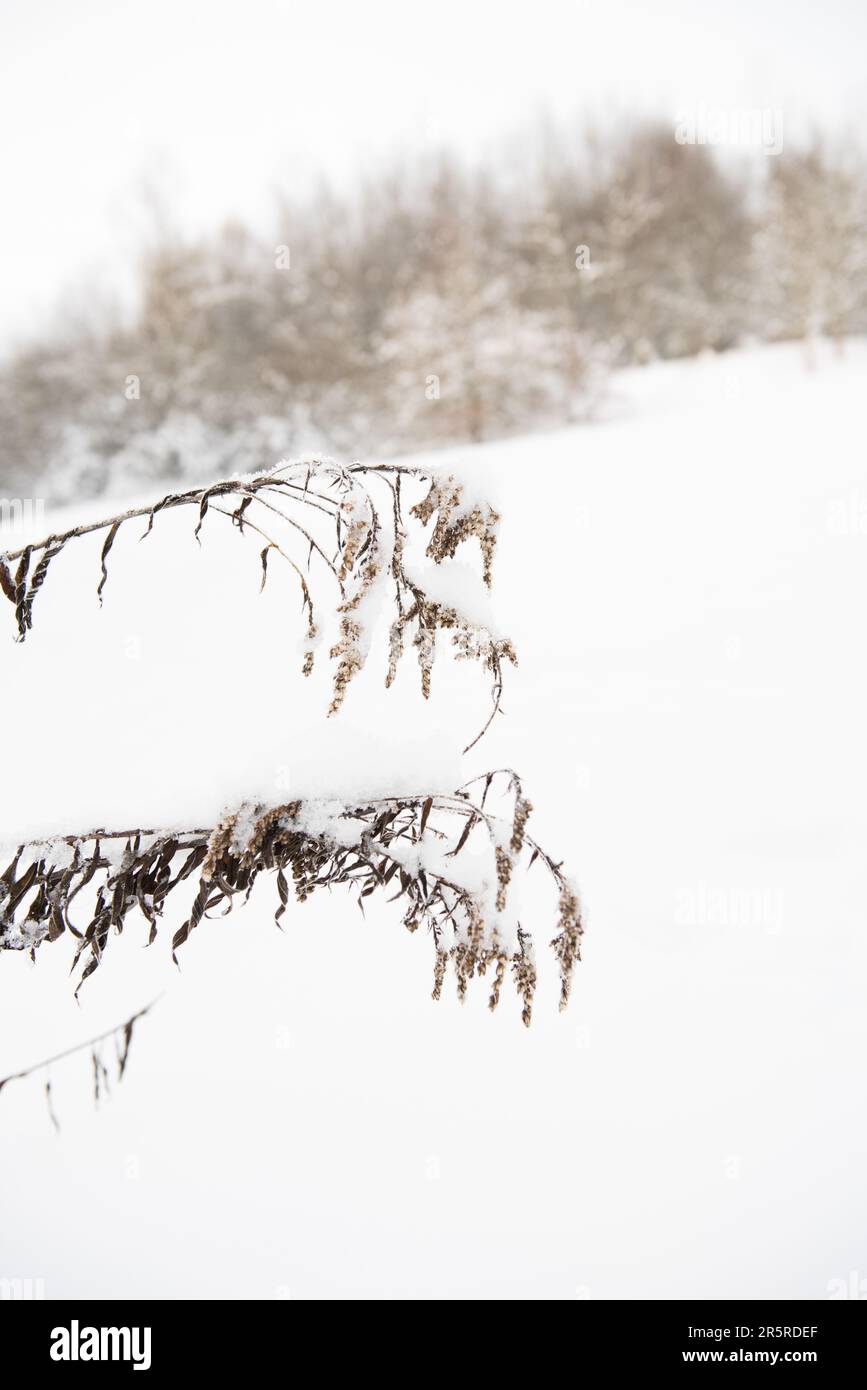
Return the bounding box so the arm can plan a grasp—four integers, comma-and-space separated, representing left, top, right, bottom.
2, 0, 866, 345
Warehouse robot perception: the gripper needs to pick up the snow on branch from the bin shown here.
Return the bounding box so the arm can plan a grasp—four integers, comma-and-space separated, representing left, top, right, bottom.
0, 460, 515, 752
0, 772, 581, 1027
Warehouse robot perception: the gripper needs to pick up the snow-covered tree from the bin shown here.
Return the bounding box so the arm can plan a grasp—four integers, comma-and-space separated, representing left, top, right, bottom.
756, 142, 867, 360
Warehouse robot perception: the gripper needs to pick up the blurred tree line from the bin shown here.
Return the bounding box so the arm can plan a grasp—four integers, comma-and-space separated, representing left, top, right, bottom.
2, 122, 866, 501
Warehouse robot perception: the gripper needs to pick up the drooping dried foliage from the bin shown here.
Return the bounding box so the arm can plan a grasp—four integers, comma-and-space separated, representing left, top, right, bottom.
0, 459, 515, 750
0, 772, 581, 1027
0, 999, 157, 1130
1, 456, 580, 1115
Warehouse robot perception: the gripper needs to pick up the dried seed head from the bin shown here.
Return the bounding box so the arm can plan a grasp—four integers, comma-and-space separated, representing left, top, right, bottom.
409, 476, 500, 586
512, 944, 537, 1029
510, 796, 532, 855
432, 949, 448, 1001
488, 954, 507, 1012
337, 514, 368, 581
495, 846, 513, 912
551, 885, 583, 1012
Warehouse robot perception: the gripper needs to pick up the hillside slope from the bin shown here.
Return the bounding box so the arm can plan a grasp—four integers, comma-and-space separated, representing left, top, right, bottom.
1, 340, 865, 1299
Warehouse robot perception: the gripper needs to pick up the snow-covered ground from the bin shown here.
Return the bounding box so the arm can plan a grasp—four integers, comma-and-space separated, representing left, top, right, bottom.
1, 340, 866, 1299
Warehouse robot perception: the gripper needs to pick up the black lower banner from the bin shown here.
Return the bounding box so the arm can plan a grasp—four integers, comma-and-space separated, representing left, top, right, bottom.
3, 1298, 864, 1372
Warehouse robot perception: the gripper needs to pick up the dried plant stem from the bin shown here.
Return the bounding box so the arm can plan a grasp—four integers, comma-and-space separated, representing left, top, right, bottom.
0, 460, 515, 750
0, 773, 581, 1025
0, 997, 159, 1092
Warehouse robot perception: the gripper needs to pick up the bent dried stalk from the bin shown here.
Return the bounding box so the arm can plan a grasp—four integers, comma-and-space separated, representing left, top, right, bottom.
0, 998, 158, 1129
0, 460, 515, 751
0, 773, 581, 1027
